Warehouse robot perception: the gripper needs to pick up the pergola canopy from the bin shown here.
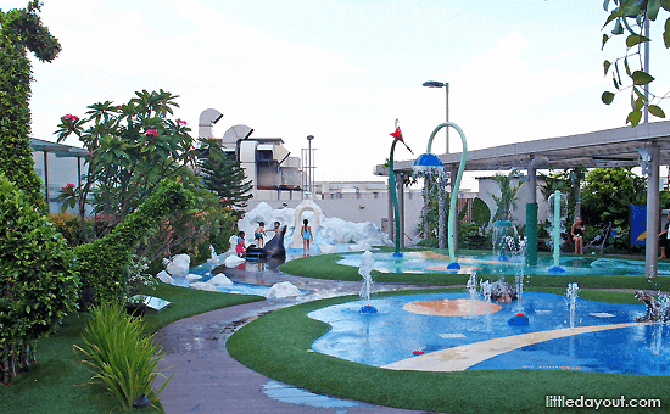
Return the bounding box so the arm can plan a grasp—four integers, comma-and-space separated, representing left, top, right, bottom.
375, 121, 670, 174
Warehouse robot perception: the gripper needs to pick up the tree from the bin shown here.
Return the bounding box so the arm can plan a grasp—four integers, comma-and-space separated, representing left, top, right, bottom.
491, 170, 522, 223
55, 90, 200, 237
199, 139, 252, 209
581, 167, 646, 226
540, 167, 586, 223
601, 0, 669, 126
0, 1, 60, 208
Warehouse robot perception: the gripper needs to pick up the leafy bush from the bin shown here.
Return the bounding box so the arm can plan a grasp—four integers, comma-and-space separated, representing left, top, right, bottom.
75, 302, 174, 410
0, 1, 60, 209
458, 222, 491, 250
471, 197, 490, 227
47, 212, 96, 246
74, 180, 193, 305
0, 174, 79, 384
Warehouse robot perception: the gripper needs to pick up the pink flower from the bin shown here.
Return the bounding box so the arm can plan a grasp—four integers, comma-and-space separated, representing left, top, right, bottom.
67, 183, 74, 188
177, 118, 187, 125
145, 129, 158, 136
61, 114, 79, 122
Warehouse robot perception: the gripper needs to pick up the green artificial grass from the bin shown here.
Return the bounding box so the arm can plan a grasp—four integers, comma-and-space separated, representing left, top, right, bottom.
0, 284, 264, 414
280, 252, 670, 291
227, 291, 668, 414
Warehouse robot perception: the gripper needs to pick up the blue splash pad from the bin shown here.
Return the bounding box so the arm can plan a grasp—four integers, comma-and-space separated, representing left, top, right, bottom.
338, 252, 670, 277
307, 292, 670, 375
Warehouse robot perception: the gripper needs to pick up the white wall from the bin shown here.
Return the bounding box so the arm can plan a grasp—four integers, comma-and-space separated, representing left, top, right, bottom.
477, 177, 548, 226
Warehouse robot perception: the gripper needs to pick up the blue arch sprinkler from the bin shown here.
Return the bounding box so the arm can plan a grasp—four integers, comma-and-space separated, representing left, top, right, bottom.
389, 125, 413, 258
423, 122, 468, 269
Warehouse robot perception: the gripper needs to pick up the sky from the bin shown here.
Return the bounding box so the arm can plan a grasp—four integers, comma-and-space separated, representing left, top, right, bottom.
3, 0, 670, 183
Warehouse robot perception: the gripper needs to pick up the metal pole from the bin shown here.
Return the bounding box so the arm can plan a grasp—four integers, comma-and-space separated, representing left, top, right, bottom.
646, 142, 660, 278
445, 83, 449, 154
397, 173, 405, 248
43, 150, 49, 212
388, 178, 394, 238
307, 135, 314, 194
643, 16, 650, 125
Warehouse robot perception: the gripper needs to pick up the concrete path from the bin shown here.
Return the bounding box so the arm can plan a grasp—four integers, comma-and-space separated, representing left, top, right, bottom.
153, 270, 442, 414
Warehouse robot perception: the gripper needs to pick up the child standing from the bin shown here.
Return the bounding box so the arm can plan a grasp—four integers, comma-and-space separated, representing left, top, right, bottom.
301, 218, 313, 256
255, 222, 266, 248
236, 231, 246, 257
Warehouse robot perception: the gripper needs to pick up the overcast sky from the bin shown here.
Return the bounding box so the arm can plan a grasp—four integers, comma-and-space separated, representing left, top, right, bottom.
3, 0, 670, 182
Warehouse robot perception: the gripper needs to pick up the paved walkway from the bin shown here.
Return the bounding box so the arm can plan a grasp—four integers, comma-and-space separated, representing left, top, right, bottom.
153, 268, 442, 414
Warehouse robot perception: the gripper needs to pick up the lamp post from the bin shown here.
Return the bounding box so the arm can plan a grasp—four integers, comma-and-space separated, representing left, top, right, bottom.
424, 81, 449, 248
307, 135, 314, 195
423, 81, 449, 153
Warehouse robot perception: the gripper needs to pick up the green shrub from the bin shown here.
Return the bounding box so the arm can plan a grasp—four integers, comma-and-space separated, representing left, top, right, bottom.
76, 302, 174, 410
0, 2, 60, 209
471, 196, 491, 227
74, 179, 193, 305
0, 174, 79, 383
47, 212, 96, 246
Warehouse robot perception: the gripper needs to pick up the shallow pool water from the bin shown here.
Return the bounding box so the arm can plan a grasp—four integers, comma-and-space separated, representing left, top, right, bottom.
338, 252, 670, 277
308, 292, 670, 376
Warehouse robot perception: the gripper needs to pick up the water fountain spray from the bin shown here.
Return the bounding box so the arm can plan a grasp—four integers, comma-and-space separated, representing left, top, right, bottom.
653, 291, 669, 356
359, 251, 377, 313
548, 190, 568, 273
566, 282, 580, 330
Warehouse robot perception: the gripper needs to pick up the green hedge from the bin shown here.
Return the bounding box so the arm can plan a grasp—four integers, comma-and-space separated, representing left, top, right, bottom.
74, 180, 194, 305
0, 2, 61, 209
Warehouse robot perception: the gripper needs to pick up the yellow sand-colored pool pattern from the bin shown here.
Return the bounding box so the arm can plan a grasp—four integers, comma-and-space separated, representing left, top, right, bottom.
381, 322, 641, 372
403, 299, 502, 316
307, 292, 670, 376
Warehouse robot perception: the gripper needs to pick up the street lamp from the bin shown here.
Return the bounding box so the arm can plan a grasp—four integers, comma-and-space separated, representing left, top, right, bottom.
423, 81, 450, 249
423, 81, 449, 153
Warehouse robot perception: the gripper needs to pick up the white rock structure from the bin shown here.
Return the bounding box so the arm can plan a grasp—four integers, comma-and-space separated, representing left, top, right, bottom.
264, 281, 303, 299
166, 253, 190, 278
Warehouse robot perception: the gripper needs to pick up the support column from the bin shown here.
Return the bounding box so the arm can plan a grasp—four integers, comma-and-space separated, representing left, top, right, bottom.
526, 157, 538, 265
396, 173, 405, 248
388, 178, 394, 239
646, 142, 661, 279
43, 150, 50, 213
451, 164, 459, 252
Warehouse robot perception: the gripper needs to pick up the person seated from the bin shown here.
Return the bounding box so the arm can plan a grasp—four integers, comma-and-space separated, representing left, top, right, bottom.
659, 212, 670, 258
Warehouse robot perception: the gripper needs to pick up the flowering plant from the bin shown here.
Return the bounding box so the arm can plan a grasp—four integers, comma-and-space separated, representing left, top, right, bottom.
61, 113, 79, 122
126, 254, 156, 294
56, 183, 77, 213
